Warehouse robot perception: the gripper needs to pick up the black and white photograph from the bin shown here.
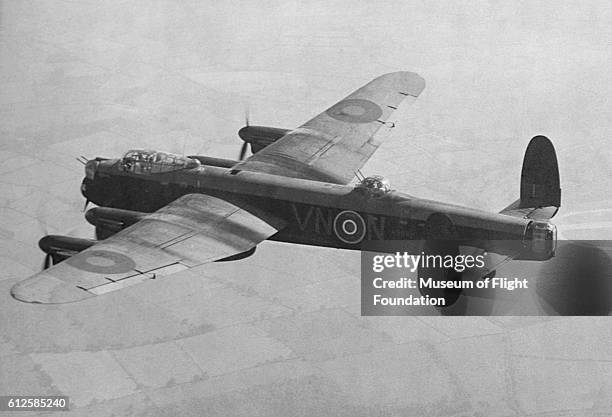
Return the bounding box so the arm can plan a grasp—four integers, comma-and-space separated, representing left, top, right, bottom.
1, 1, 611, 415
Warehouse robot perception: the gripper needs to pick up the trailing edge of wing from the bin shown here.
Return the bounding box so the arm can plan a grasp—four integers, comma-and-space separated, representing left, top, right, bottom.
11, 194, 285, 304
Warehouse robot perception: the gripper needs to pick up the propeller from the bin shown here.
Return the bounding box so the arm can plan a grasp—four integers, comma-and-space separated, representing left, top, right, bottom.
37, 218, 54, 271
35, 181, 90, 271
535, 240, 612, 315
43, 253, 52, 270
239, 142, 249, 161
238, 107, 251, 161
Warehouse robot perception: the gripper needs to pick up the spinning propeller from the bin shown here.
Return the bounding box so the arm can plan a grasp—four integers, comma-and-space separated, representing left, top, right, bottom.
239, 142, 249, 161
238, 108, 250, 161
36, 217, 54, 270
43, 253, 52, 270
534, 239, 612, 315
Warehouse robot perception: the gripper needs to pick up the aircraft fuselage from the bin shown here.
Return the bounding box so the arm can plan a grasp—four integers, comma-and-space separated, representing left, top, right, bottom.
82, 159, 534, 255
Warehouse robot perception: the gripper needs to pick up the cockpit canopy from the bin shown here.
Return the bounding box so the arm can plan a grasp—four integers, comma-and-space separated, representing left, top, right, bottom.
120, 150, 200, 175
355, 175, 391, 195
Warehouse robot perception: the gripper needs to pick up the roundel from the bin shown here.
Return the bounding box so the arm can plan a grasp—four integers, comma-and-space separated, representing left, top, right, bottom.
326, 99, 383, 123
66, 250, 136, 274
333, 210, 366, 244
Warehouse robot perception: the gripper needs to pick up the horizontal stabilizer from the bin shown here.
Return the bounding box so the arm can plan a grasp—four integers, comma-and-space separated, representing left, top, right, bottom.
501, 135, 561, 220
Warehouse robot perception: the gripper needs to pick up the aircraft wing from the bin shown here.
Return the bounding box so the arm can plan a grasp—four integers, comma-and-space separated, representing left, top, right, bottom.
232, 71, 425, 184
11, 194, 285, 304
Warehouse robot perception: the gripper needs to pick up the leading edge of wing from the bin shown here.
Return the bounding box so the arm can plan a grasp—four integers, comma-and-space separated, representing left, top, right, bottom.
233, 71, 426, 184
11, 194, 284, 304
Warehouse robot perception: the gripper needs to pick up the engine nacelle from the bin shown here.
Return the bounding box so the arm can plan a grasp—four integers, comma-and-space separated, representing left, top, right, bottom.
187, 155, 238, 168
85, 207, 148, 239
38, 235, 96, 266
238, 125, 291, 153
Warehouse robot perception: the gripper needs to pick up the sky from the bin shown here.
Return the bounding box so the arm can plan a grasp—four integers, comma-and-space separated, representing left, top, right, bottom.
1, 1, 611, 415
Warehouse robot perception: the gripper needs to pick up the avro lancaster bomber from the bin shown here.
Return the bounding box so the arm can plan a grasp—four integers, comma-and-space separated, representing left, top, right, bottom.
11, 72, 561, 304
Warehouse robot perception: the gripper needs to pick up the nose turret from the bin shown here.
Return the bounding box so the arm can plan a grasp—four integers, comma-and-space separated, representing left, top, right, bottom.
80, 157, 118, 207
84, 159, 99, 180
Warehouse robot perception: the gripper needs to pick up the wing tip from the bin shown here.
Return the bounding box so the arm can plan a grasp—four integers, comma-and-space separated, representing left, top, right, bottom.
11, 275, 95, 304
10, 281, 44, 304
378, 71, 426, 96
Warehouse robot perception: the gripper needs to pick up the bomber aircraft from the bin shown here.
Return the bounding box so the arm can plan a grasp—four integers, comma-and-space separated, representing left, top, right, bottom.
11, 72, 561, 305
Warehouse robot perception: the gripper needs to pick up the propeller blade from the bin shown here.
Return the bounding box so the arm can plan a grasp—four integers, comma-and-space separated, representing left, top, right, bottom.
535, 241, 612, 315
239, 142, 248, 161
43, 253, 51, 270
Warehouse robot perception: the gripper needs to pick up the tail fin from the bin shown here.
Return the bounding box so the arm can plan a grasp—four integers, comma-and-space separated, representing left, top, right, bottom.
501, 135, 561, 220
